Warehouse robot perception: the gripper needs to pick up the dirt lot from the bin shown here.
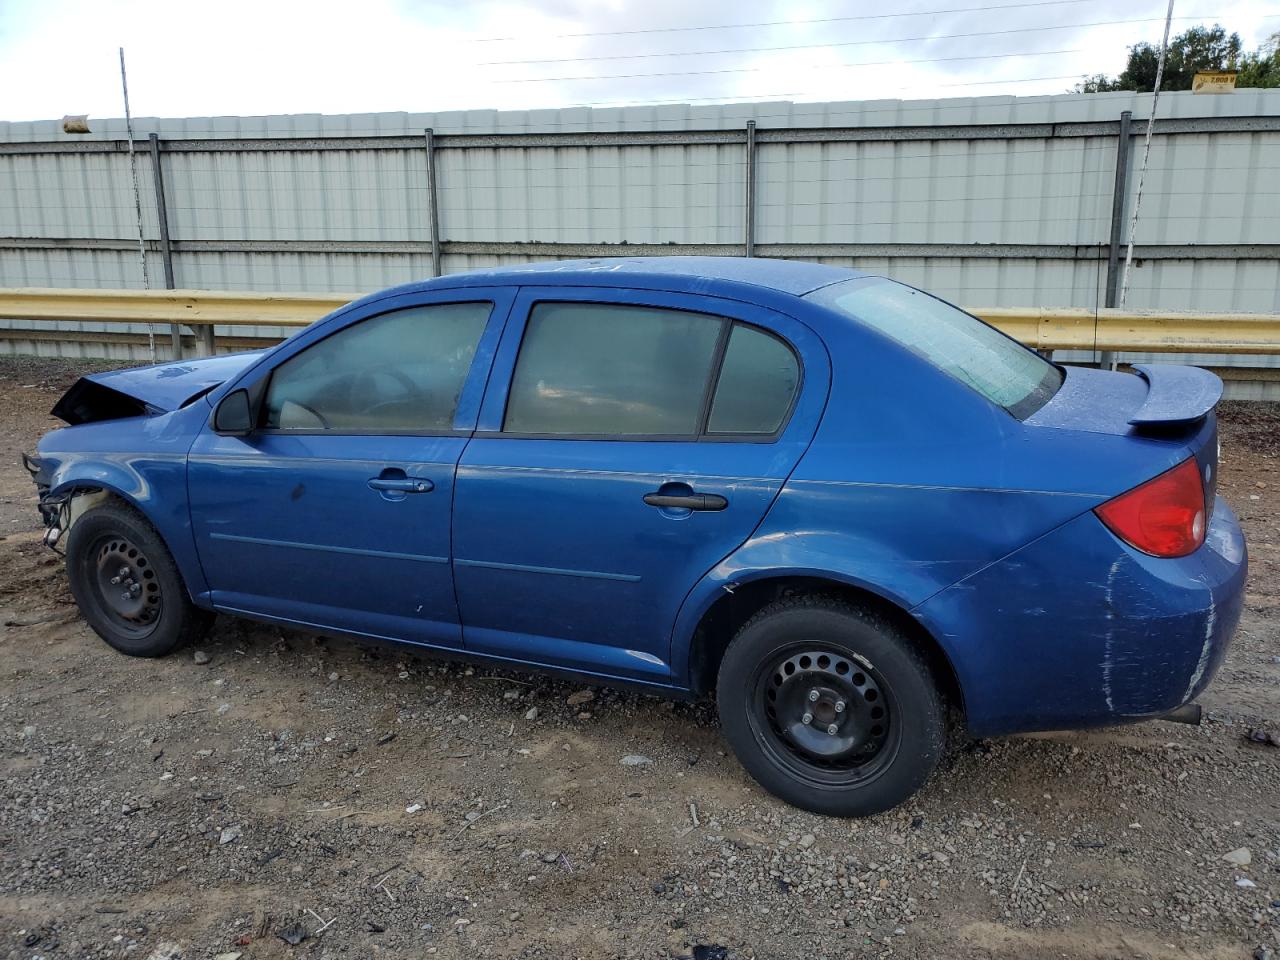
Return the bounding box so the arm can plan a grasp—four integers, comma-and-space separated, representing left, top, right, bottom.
0, 356, 1277, 960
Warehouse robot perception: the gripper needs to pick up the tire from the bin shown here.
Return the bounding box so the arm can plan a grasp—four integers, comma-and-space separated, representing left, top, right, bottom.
65, 500, 212, 657
716, 596, 946, 817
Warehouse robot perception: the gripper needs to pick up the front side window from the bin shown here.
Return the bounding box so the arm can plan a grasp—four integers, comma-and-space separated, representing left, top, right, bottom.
504, 302, 724, 436
264, 301, 491, 431
805, 278, 1061, 419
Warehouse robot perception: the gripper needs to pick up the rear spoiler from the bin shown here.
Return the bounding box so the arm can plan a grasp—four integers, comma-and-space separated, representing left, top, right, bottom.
1128, 364, 1223, 427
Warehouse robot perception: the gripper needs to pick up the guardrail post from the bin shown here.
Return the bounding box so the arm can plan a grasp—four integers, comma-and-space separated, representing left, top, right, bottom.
1101, 109, 1133, 370
425, 128, 442, 278
744, 120, 757, 258
147, 134, 186, 359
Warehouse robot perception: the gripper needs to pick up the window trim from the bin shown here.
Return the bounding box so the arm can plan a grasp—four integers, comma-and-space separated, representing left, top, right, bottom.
255, 298, 496, 438
496, 299, 804, 443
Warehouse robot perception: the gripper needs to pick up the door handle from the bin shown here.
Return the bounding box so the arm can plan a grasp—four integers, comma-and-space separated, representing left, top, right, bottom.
368, 477, 433, 494
642, 492, 728, 511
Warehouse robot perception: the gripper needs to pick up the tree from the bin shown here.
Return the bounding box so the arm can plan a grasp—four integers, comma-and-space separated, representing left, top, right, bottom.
1073, 23, 1268, 93
1075, 73, 1122, 93
1237, 31, 1280, 88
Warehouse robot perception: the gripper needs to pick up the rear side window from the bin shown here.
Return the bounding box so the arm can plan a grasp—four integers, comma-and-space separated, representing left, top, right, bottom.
805, 278, 1061, 419
503, 302, 800, 438
708, 324, 799, 434
505, 302, 721, 435
264, 301, 491, 432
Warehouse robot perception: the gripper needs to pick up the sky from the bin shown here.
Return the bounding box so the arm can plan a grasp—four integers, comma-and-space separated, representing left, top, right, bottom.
1, 0, 1277, 122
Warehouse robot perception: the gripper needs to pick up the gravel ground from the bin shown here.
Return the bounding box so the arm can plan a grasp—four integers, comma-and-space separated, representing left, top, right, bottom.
0, 357, 1277, 960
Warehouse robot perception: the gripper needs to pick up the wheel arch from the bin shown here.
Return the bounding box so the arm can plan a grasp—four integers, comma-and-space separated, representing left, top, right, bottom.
51, 477, 144, 513
49, 458, 150, 511
47, 466, 210, 604
681, 572, 967, 724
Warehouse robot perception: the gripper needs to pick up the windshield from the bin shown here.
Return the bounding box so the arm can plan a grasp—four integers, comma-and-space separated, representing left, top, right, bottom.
806, 277, 1062, 419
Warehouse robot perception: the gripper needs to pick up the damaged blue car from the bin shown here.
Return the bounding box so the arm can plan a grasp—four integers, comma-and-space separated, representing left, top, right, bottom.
24, 258, 1246, 816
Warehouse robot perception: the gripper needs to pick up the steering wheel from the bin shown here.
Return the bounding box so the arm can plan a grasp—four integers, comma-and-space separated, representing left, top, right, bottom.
274, 399, 330, 429
350, 366, 425, 417
291, 401, 330, 429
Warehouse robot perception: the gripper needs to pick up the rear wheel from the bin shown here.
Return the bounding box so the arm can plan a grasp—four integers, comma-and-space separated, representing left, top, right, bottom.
717, 596, 945, 817
65, 500, 212, 657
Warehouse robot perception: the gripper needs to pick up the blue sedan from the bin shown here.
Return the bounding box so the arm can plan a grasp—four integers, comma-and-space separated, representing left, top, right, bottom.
24, 258, 1246, 816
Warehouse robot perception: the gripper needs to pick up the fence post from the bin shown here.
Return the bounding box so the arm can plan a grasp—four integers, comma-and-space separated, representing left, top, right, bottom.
744, 120, 757, 258
1101, 109, 1133, 369
425, 128, 442, 278
147, 133, 186, 359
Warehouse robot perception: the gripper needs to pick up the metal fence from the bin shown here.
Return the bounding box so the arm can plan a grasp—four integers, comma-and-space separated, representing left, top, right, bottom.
2, 89, 1279, 393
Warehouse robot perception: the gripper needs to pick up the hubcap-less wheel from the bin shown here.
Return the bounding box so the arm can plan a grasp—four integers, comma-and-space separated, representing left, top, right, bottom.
90, 534, 162, 638
751, 645, 897, 786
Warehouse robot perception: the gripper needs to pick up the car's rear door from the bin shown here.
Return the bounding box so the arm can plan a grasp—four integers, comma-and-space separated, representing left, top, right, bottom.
187, 288, 513, 648
451, 286, 829, 686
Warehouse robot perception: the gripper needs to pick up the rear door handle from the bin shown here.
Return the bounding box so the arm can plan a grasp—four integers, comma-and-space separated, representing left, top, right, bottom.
642, 492, 728, 511
368, 477, 433, 494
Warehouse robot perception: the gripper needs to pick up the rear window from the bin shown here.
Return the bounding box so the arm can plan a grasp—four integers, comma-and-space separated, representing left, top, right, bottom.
805, 278, 1061, 419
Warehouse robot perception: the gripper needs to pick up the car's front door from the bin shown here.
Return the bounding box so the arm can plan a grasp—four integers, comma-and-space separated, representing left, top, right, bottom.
187, 289, 512, 648
451, 287, 830, 686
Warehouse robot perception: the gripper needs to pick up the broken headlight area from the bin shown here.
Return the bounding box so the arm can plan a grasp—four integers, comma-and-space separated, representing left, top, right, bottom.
22, 452, 71, 552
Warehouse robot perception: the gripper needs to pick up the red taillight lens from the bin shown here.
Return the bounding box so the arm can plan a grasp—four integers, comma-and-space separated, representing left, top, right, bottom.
1095, 457, 1206, 558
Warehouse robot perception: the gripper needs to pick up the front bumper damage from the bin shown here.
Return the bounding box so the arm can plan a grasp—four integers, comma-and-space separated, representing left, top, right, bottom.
22, 452, 71, 550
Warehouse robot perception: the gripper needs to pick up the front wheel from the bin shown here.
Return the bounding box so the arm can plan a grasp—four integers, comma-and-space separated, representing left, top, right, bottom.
65, 500, 212, 657
717, 597, 946, 817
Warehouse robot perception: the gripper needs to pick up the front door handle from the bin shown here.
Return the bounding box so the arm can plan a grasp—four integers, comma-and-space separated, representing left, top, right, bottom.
643, 492, 728, 511
368, 477, 433, 494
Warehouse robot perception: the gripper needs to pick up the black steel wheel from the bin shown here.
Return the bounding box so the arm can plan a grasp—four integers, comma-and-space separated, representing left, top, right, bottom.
66, 500, 212, 657
752, 645, 898, 787
88, 533, 163, 639
717, 596, 946, 817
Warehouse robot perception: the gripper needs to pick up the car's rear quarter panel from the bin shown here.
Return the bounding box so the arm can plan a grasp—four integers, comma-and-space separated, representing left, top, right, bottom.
677, 303, 1244, 735
672, 309, 1111, 680
915, 498, 1246, 736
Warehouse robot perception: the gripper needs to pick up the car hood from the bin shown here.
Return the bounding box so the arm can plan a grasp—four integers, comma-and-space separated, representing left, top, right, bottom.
51, 351, 265, 426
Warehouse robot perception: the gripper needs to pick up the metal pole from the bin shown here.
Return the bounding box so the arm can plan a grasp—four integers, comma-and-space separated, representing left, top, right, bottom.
119, 47, 157, 362
1099, 109, 1132, 370
148, 134, 184, 359
744, 120, 757, 258
1119, 0, 1176, 307
1104, 111, 1132, 308
424, 128, 442, 278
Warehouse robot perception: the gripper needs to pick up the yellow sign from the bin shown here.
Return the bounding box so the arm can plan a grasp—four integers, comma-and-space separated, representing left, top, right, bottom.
1193, 71, 1237, 93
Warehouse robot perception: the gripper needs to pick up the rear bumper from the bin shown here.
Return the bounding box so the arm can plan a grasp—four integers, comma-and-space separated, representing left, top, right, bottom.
915, 496, 1247, 737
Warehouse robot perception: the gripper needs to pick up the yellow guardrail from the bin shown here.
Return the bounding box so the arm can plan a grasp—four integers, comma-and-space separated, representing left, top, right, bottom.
979, 307, 1280, 355
0, 287, 349, 328
0, 288, 1278, 355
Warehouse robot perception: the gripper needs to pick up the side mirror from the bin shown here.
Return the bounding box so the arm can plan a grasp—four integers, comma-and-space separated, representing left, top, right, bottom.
213, 389, 254, 435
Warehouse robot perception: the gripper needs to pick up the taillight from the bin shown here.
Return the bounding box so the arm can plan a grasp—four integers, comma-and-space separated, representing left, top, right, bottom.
1094, 457, 1206, 558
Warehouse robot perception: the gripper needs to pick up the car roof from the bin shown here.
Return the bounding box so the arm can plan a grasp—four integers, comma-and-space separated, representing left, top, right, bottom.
406, 256, 870, 299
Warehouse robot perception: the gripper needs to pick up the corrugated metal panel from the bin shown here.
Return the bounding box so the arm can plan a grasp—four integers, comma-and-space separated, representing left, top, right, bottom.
1133, 132, 1280, 245
173, 250, 427, 292
1, 150, 158, 239
162, 148, 431, 242
757, 136, 1114, 245
437, 143, 744, 243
